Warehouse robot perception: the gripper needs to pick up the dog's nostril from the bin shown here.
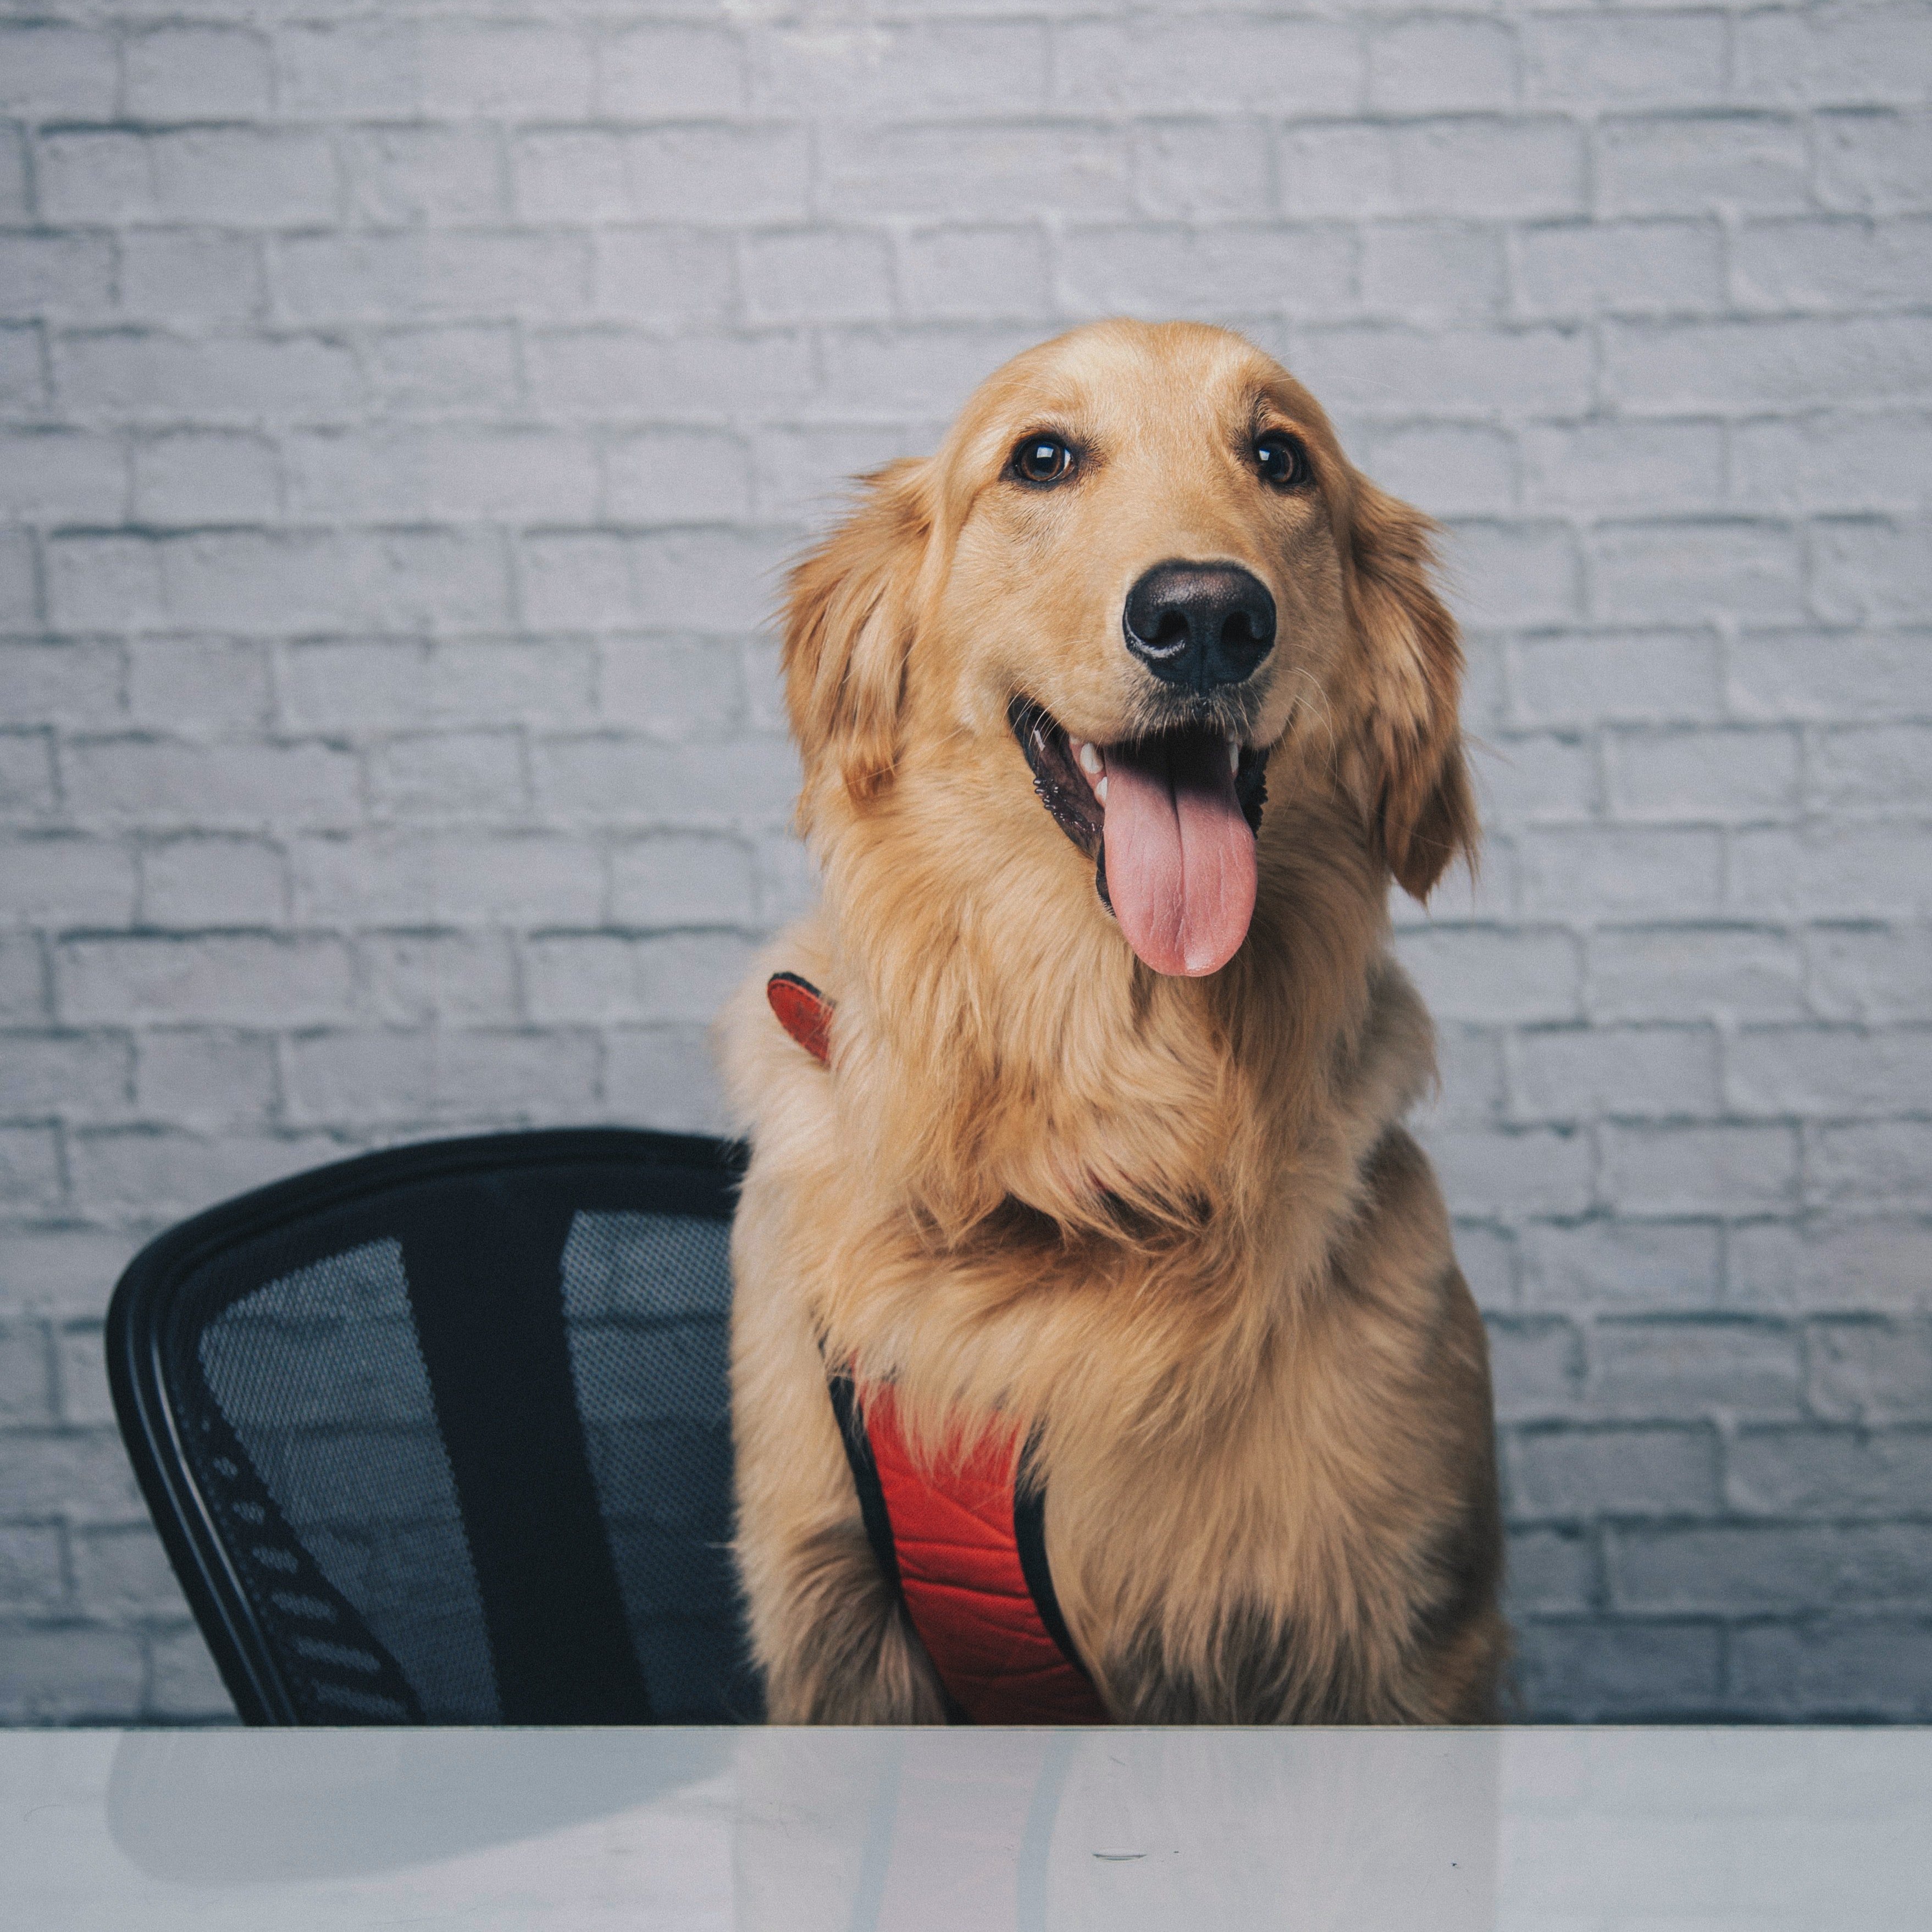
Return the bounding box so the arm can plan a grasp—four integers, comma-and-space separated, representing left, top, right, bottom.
1123, 561, 1276, 690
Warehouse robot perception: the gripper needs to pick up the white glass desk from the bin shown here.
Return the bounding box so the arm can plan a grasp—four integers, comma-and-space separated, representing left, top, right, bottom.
7, 1725, 1928, 1929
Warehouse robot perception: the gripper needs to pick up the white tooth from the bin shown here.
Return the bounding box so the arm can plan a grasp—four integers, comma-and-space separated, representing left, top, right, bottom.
1095, 775, 1108, 805
1227, 738, 1240, 772
1077, 740, 1103, 776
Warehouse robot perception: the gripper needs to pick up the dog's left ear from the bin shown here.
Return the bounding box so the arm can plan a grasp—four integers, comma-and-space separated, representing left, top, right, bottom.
1344, 475, 1478, 900
783, 457, 934, 811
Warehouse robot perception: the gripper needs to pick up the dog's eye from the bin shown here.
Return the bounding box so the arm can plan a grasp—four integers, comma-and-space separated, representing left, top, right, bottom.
1254, 435, 1309, 488
1011, 435, 1076, 486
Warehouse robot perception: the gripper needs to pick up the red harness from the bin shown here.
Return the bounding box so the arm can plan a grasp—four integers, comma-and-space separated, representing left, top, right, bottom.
769, 973, 1109, 1726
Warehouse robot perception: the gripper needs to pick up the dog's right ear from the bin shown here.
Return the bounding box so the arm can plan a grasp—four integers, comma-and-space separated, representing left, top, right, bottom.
783, 458, 934, 810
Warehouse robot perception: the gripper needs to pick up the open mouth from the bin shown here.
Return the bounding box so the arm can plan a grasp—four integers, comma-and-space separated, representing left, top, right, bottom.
1009, 697, 1269, 979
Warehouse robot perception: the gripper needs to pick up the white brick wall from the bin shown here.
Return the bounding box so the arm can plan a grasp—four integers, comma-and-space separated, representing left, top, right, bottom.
2, 1, 1928, 1724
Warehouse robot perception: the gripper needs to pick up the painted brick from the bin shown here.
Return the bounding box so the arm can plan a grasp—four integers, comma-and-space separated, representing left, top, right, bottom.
1731, 826, 1931, 921
1606, 727, 1801, 823
67, 1127, 347, 1219
1729, 1426, 1932, 1519
1513, 217, 1727, 319
125, 641, 272, 734
1395, 926, 1582, 1024
0, 1625, 145, 1724
0, 1526, 65, 1613
1359, 222, 1507, 325
1735, 216, 1932, 313
1611, 1521, 1932, 1614
1518, 826, 1725, 922
1509, 1026, 1721, 1126
1604, 315, 1932, 411
768, 22, 1047, 117
1281, 118, 1586, 222
60, 738, 359, 831
1507, 632, 1725, 730
135, 1031, 278, 1128
1422, 1124, 1595, 1219
1359, 423, 1515, 517
1130, 123, 1271, 223
1055, 18, 1361, 118
1368, 19, 1515, 115
900, 227, 1053, 323
1599, 1122, 1800, 1216
1731, 411, 1932, 513
1521, 14, 1728, 111
1590, 1319, 1806, 1421
1728, 629, 1932, 724
1293, 323, 1592, 416
1513, 1620, 1725, 1721
1521, 1221, 1723, 1314
1730, 1618, 1932, 1721
1817, 108, 1932, 213
1520, 422, 1724, 516
1728, 1026, 1932, 1119
139, 837, 289, 928
1807, 924, 1932, 1024
1807, 1317, 1932, 1422
0, 24, 118, 120
1586, 522, 1804, 625
524, 930, 760, 1026
1060, 223, 1355, 321
741, 229, 896, 326
600, 24, 745, 118
129, 434, 280, 528
0, 1031, 132, 1122
339, 128, 505, 229
1505, 1525, 1598, 1613
1587, 926, 1806, 1025
1597, 115, 1811, 218
1811, 517, 1932, 627
820, 121, 1134, 219
354, 934, 520, 1027
1734, 6, 1932, 110
0, 835, 137, 927
1486, 1315, 1586, 1422
290, 832, 605, 928
146, 1621, 235, 1721
115, 233, 264, 324
39, 129, 340, 228
610, 834, 758, 929
604, 1025, 730, 1135
1811, 1121, 1932, 1211
58, 934, 356, 1026
0, 236, 115, 322
282, 1028, 601, 1128
275, 232, 595, 325
1730, 1218, 1932, 1316
124, 26, 274, 122
1512, 1425, 1721, 1520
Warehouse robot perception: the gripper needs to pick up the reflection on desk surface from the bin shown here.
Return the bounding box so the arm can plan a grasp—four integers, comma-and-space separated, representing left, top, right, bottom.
5, 1725, 1928, 1930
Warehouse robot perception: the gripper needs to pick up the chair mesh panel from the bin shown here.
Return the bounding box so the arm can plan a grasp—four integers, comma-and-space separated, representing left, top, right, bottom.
560, 1211, 739, 1719
199, 1239, 498, 1723
126, 1134, 755, 1725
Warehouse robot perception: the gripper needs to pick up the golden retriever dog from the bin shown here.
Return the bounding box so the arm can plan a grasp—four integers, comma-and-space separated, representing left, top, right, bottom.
719, 319, 1505, 1725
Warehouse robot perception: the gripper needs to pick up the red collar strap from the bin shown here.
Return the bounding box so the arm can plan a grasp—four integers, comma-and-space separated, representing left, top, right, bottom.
827, 1374, 1109, 1725
768, 972, 833, 1065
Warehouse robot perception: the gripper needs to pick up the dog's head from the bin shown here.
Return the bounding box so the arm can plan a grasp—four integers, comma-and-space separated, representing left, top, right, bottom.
784, 320, 1475, 978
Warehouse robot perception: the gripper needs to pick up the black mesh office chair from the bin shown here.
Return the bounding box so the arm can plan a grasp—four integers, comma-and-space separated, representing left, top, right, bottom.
104, 1127, 760, 1726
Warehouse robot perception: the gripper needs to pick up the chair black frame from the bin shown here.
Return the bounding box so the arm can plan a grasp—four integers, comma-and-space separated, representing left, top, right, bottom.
104, 1126, 748, 1726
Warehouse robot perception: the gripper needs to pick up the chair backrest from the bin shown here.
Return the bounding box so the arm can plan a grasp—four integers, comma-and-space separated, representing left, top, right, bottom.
105, 1127, 759, 1726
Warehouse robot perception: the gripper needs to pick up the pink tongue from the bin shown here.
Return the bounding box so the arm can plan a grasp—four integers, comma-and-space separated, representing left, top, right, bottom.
1102, 732, 1258, 977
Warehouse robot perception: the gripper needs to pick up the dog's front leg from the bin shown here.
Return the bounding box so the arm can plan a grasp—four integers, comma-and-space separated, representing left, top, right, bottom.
731, 1205, 945, 1724
750, 1518, 945, 1725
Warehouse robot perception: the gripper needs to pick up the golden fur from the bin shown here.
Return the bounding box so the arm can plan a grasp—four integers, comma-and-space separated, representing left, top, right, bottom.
719, 320, 1505, 1724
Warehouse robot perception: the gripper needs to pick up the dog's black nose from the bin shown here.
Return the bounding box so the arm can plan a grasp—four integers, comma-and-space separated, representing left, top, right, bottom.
1122, 561, 1276, 691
